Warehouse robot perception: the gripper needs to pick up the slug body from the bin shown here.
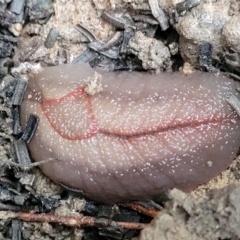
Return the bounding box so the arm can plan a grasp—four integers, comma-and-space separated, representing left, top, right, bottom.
21, 64, 240, 203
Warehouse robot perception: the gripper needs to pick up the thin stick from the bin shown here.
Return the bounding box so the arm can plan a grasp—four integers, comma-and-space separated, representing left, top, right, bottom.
0, 211, 146, 230
126, 202, 160, 217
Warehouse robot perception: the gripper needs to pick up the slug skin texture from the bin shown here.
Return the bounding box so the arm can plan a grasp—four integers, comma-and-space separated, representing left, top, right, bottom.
21, 64, 240, 203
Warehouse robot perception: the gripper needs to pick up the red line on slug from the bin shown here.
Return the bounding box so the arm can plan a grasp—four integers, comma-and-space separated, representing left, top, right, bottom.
41, 87, 99, 140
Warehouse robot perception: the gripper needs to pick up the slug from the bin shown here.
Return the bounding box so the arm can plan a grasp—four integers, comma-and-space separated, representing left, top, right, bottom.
21, 64, 240, 203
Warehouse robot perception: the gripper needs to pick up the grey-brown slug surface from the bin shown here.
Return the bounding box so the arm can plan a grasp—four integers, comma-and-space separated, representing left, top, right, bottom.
21, 64, 240, 203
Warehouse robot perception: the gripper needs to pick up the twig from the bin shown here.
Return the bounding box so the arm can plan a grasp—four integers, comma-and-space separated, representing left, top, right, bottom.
0, 211, 146, 229
126, 202, 160, 217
